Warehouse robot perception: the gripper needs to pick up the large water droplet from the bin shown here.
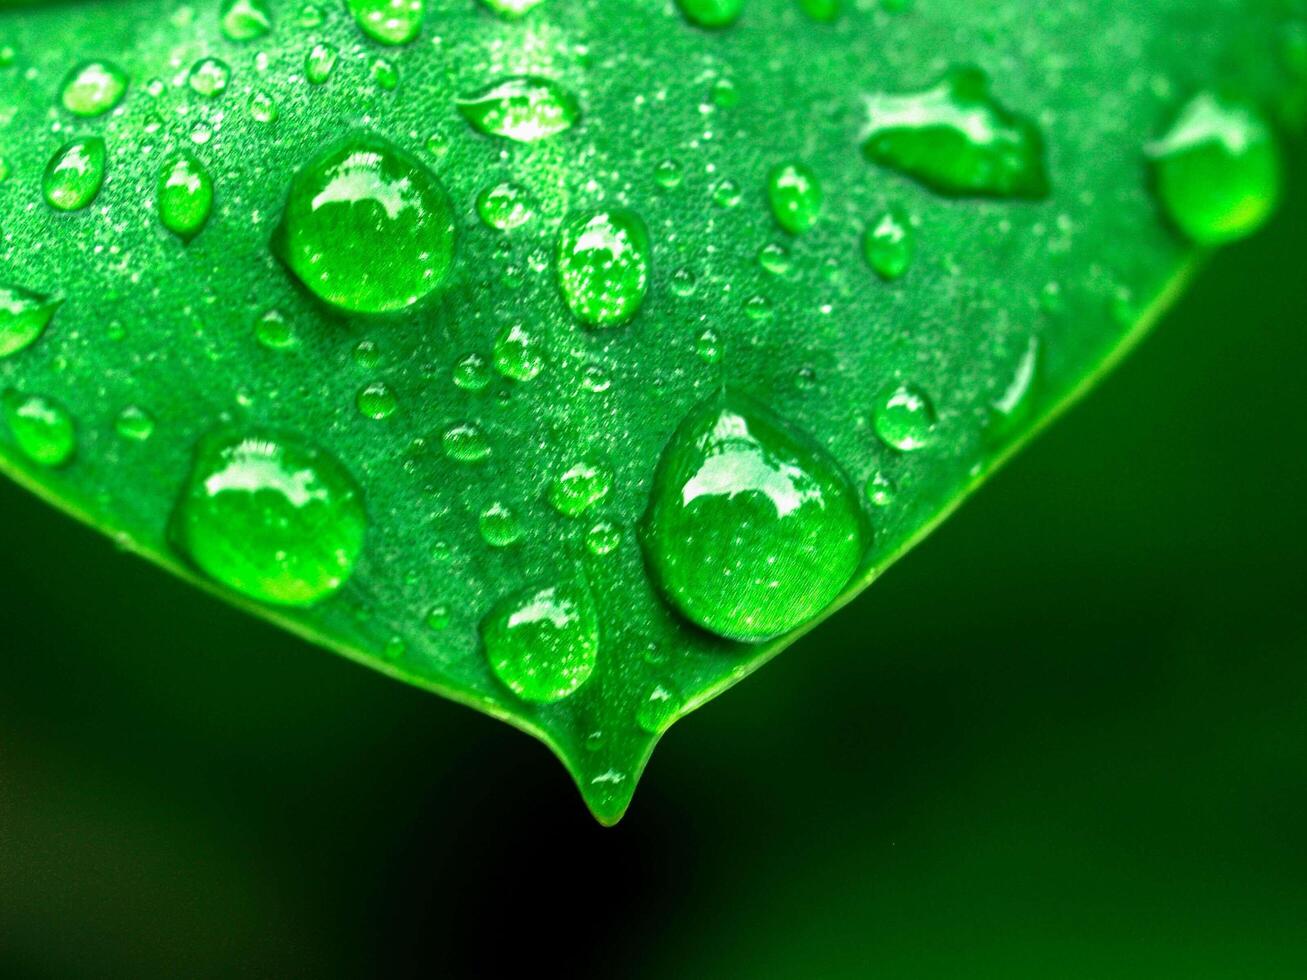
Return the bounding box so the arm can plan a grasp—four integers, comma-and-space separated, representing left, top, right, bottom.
59, 60, 127, 117
221, 0, 272, 41
158, 152, 214, 242
457, 76, 579, 143
767, 162, 822, 235
873, 383, 936, 451
676, 0, 743, 29
641, 393, 868, 641
1146, 91, 1281, 245
171, 431, 366, 606
481, 583, 598, 703
43, 137, 106, 212
862, 67, 1049, 199
274, 131, 456, 314
347, 0, 424, 45
3, 391, 76, 467
556, 210, 651, 328
0, 285, 59, 359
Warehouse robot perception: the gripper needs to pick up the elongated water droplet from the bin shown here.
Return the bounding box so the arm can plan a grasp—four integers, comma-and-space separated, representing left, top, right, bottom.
171, 431, 366, 606
1146, 92, 1281, 245
0, 285, 59, 359
347, 0, 424, 45
457, 76, 579, 143
767, 162, 822, 235
492, 322, 544, 381
556, 210, 651, 328
60, 60, 127, 117
676, 0, 743, 29
479, 0, 544, 17
158, 152, 214, 242
274, 131, 456, 314
3, 391, 76, 467
989, 336, 1040, 438
642, 393, 868, 641
863, 207, 914, 280
188, 57, 231, 97
476, 181, 535, 231
873, 383, 936, 451
221, 0, 272, 41
43, 137, 106, 211
862, 67, 1049, 199
482, 583, 598, 703
548, 457, 612, 517
305, 43, 338, 84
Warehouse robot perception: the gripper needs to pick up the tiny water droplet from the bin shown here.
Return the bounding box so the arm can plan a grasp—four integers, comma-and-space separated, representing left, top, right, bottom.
3, 391, 76, 467
642, 393, 868, 641
443, 421, 491, 463
305, 42, 338, 84
492, 322, 544, 381
221, 0, 273, 41
274, 131, 456, 314
60, 60, 127, 117
157, 152, 214, 242
548, 457, 612, 517
873, 383, 936, 451
476, 181, 535, 231
114, 404, 156, 442
478, 501, 522, 547
0, 285, 59, 359
457, 76, 579, 143
710, 77, 739, 109
676, 0, 743, 29
171, 431, 366, 605
798, 0, 841, 22
862, 67, 1049, 199
188, 57, 231, 97
356, 380, 398, 419
863, 207, 914, 280
767, 162, 822, 234
43, 137, 106, 212
556, 210, 651, 328
347, 0, 424, 45
382, 635, 407, 659
481, 583, 598, 703
1146, 91, 1280, 245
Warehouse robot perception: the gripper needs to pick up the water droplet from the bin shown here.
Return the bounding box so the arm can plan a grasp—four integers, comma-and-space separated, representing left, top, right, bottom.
158, 152, 213, 242
476, 181, 535, 231
114, 404, 156, 442
356, 380, 398, 419
989, 336, 1040, 438
555, 210, 651, 328
305, 42, 338, 84
0, 285, 59, 359
443, 421, 491, 463
641, 393, 868, 641
1146, 91, 1281, 245
457, 76, 579, 143
479, 0, 544, 16
426, 603, 451, 630
865, 471, 894, 508
873, 383, 936, 451
799, 0, 841, 22
636, 683, 682, 734
492, 322, 544, 382
548, 457, 612, 517
369, 56, 399, 91
676, 0, 743, 29
695, 327, 722, 364
712, 178, 742, 208
481, 583, 597, 703
478, 501, 522, 547
3, 391, 76, 467
743, 294, 773, 321
863, 207, 914, 280
670, 267, 697, 298
298, 3, 326, 28
383, 636, 407, 659
43, 137, 106, 212
347, 0, 424, 45
757, 242, 792, 277
453, 352, 491, 391
585, 519, 621, 556
274, 131, 456, 314
249, 89, 279, 123
654, 158, 684, 189
171, 431, 366, 606
59, 60, 127, 117
188, 57, 231, 97
221, 0, 273, 41
862, 67, 1049, 199
254, 310, 297, 350
767, 162, 822, 234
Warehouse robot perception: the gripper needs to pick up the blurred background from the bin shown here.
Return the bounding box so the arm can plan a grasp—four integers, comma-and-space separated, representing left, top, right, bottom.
3, 137, 1306, 977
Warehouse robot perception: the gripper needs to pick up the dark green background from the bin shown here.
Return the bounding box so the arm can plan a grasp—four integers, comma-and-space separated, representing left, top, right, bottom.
3, 137, 1305, 976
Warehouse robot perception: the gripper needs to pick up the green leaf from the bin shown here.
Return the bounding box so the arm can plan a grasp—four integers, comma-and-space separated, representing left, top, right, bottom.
0, 0, 1299, 823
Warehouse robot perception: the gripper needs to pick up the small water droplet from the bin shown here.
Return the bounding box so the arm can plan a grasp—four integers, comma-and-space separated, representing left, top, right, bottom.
743, 294, 773, 321
989, 336, 1040, 438
60, 60, 127, 117
457, 75, 579, 143
171, 431, 366, 605
452, 352, 491, 391
676, 0, 743, 29
654, 158, 684, 189
369, 56, 399, 91
305, 42, 338, 84
585, 519, 621, 556
425, 603, 451, 630
710, 77, 740, 109
712, 178, 742, 208
114, 404, 156, 442
3, 391, 75, 467
255, 309, 297, 350
43, 137, 106, 212
158, 152, 214, 242
492, 322, 544, 381
865, 471, 894, 508
695, 327, 722, 364
356, 380, 398, 419
862, 67, 1049, 199
476, 181, 535, 231
188, 57, 231, 97
443, 421, 491, 463
479, 0, 544, 17
298, 3, 326, 28
548, 457, 612, 517
757, 242, 792, 277
1146, 91, 1280, 245
873, 383, 936, 451
641, 393, 868, 641
221, 0, 273, 41
556, 210, 651, 328
0, 285, 59, 359
481, 583, 598, 703
478, 501, 522, 547
670, 267, 697, 298
636, 683, 682, 734
274, 131, 456, 314
249, 89, 279, 123
347, 0, 424, 44
767, 162, 822, 234
863, 207, 914, 280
